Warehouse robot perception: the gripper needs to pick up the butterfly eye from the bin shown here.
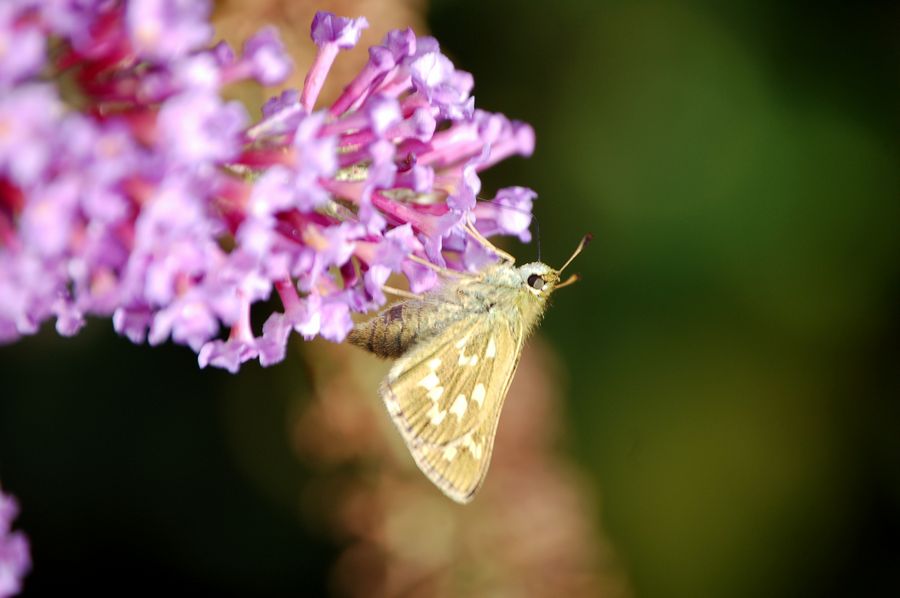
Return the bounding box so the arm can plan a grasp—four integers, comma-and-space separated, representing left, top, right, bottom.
527, 273, 544, 290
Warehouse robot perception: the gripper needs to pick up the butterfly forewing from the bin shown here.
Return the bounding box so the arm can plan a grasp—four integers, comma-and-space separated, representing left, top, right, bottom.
381, 312, 524, 502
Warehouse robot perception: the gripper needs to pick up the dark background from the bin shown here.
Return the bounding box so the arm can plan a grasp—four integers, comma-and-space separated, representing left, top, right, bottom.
2, 1, 899, 596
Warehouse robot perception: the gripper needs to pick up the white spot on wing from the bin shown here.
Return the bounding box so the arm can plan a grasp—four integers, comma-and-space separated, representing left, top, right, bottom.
418, 371, 440, 390
427, 386, 444, 401
472, 383, 485, 407
486, 337, 497, 359
455, 336, 468, 349
427, 358, 441, 370
458, 352, 478, 367
427, 404, 447, 425
450, 394, 467, 420
462, 433, 483, 460
443, 446, 457, 461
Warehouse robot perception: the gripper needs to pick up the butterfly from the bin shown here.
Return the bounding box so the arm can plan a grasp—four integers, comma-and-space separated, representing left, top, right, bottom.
348, 223, 590, 503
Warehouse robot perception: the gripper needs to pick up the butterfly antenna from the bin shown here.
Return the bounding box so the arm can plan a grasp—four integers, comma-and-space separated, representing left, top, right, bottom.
534, 214, 542, 262
558, 233, 592, 274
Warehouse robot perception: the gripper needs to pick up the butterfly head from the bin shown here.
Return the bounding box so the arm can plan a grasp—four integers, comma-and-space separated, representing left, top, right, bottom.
517, 262, 560, 298
518, 233, 592, 298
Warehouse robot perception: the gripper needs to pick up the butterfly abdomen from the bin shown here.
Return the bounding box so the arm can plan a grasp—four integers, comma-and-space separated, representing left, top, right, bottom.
348, 302, 430, 358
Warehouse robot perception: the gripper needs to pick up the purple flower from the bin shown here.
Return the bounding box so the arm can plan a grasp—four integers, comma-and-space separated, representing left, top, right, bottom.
310, 12, 369, 48
363, 264, 392, 305
366, 95, 403, 136
157, 92, 248, 164
256, 312, 291, 366
291, 112, 338, 210
18, 176, 79, 258
0, 6, 537, 376
148, 291, 220, 351
262, 89, 300, 120
0, 6, 45, 88
113, 304, 154, 344
53, 295, 85, 337
300, 13, 369, 112
0, 489, 30, 598
240, 27, 292, 86
127, 0, 213, 61
474, 187, 536, 242
197, 290, 259, 373
198, 337, 257, 373
300, 222, 363, 291
172, 54, 221, 91
409, 43, 475, 119
0, 85, 63, 187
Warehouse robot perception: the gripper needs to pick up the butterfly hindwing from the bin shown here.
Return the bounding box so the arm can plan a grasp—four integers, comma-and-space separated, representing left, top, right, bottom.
381, 312, 524, 502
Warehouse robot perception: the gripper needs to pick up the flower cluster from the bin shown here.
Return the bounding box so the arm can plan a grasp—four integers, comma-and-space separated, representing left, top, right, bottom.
0, 1, 536, 373
0, 489, 29, 598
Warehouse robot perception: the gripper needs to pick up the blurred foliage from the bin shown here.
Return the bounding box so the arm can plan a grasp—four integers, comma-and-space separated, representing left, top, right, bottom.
2, 0, 900, 597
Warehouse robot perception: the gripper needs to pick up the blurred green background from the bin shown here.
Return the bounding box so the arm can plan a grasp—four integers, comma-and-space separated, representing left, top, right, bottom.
2, 0, 900, 596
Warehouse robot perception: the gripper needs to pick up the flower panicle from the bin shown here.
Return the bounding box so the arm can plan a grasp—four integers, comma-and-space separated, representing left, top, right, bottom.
0, 2, 537, 373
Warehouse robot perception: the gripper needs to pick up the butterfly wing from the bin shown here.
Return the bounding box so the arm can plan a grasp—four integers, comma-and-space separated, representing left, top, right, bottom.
381, 312, 525, 503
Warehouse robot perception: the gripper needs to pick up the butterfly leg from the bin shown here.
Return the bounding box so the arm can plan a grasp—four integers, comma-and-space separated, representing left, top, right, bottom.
382, 285, 420, 300
407, 254, 472, 279
464, 217, 515, 264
